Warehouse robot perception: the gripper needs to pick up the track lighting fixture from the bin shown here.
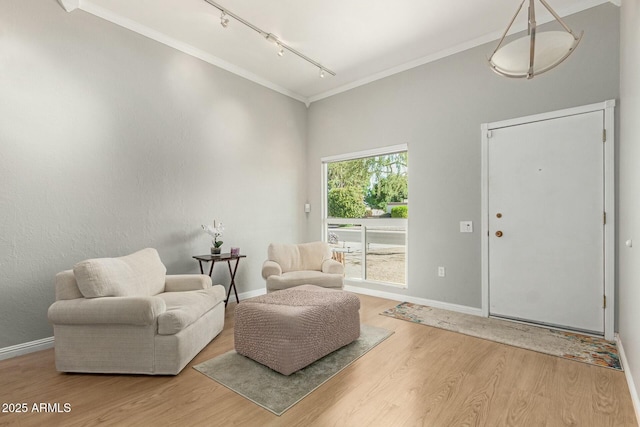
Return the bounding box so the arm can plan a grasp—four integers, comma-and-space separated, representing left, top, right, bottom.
220, 11, 229, 28
488, 0, 582, 79
204, 0, 335, 78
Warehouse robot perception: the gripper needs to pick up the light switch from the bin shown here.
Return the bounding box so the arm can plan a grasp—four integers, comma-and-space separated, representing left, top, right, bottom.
460, 221, 473, 233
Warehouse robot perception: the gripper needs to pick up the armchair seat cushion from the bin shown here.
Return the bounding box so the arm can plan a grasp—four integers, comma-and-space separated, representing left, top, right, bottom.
157, 286, 226, 335
266, 270, 344, 292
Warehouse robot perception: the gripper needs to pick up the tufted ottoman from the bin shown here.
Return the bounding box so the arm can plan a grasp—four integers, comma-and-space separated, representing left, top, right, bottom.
234, 284, 360, 375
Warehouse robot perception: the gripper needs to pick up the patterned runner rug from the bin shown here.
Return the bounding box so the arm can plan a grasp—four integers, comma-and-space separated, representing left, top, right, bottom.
381, 302, 621, 370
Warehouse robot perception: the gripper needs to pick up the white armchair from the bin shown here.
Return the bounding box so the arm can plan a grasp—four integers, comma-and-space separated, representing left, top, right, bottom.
48, 248, 226, 375
262, 242, 344, 292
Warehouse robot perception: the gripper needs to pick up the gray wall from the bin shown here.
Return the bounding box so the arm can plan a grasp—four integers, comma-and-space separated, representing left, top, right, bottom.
618, 0, 640, 406
0, 0, 308, 348
306, 4, 620, 308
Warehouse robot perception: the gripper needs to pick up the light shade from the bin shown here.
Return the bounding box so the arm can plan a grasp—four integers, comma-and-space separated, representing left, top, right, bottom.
488, 0, 583, 79
490, 31, 581, 78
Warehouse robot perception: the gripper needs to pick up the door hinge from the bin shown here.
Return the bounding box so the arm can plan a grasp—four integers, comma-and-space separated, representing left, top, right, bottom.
603, 295, 607, 309
603, 129, 607, 143
487, 130, 493, 139
604, 212, 607, 225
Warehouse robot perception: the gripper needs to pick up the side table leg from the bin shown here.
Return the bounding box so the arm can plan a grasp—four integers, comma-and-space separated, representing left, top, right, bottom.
226, 259, 241, 305
224, 282, 233, 307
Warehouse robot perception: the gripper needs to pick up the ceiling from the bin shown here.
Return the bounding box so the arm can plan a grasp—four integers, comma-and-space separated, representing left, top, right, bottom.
63, 0, 615, 104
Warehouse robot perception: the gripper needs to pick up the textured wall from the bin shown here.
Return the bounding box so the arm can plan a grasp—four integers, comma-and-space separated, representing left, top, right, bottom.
0, 0, 307, 348
618, 0, 640, 405
306, 4, 620, 308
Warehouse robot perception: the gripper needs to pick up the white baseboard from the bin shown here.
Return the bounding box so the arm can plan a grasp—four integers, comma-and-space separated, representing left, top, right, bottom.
344, 285, 484, 317
231, 287, 266, 303
616, 334, 640, 425
0, 337, 54, 361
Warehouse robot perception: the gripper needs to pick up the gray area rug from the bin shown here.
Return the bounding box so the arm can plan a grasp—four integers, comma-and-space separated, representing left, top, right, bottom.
194, 324, 393, 415
381, 302, 621, 370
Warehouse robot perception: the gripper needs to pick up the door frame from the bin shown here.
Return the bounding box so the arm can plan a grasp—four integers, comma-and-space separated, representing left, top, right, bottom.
480, 100, 616, 340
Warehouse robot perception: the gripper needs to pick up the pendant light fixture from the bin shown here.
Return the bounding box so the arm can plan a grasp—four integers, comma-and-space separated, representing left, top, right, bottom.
488, 0, 583, 79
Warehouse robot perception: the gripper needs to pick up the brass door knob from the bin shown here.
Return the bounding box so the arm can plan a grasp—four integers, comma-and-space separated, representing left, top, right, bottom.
496, 213, 502, 218
495, 231, 503, 237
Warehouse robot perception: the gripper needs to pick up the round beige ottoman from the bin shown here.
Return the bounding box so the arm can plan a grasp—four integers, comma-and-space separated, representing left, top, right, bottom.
234, 284, 360, 375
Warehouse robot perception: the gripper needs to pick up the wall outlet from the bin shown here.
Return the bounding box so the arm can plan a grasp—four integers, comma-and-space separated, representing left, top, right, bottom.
438, 266, 445, 277
460, 221, 473, 233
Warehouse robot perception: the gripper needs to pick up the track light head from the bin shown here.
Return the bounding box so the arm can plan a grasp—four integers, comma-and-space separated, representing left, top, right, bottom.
319, 68, 325, 78
277, 44, 284, 57
220, 12, 229, 28
265, 33, 279, 44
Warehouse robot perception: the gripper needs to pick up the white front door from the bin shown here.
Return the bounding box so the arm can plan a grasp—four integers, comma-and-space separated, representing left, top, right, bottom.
487, 111, 605, 334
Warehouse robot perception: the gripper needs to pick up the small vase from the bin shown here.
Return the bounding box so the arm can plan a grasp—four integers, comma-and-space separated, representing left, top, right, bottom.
211, 247, 221, 255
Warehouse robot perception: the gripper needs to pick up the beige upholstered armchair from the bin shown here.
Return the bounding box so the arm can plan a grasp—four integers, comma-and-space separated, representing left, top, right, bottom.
47, 248, 226, 375
262, 241, 344, 292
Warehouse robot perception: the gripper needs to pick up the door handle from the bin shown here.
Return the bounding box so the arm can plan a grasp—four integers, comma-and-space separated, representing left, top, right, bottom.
495, 231, 503, 237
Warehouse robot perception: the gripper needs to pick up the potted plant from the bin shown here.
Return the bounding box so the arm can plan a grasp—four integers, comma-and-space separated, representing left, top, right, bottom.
202, 220, 224, 255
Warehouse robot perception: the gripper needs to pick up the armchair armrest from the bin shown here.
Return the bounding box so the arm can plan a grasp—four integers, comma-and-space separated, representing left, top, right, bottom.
262, 260, 282, 279
322, 259, 344, 275
48, 296, 166, 326
164, 274, 212, 292
55, 270, 83, 301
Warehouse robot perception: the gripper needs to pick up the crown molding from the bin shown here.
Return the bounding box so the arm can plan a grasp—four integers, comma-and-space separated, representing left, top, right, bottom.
57, 0, 80, 12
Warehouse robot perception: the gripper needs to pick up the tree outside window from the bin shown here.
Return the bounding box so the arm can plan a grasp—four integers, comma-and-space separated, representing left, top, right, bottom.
327, 152, 407, 218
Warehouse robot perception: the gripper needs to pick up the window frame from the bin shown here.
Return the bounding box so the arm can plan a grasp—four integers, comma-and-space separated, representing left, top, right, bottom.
321, 143, 408, 289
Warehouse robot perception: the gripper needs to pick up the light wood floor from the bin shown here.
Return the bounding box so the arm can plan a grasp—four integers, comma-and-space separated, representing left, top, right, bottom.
0, 294, 636, 426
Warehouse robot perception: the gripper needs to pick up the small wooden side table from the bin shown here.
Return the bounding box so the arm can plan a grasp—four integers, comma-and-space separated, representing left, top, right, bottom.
193, 253, 246, 307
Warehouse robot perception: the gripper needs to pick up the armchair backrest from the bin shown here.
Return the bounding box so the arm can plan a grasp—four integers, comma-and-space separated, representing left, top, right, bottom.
72, 248, 167, 298
268, 242, 332, 273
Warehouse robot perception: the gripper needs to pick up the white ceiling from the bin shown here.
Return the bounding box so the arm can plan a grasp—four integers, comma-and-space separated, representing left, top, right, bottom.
64, 0, 615, 104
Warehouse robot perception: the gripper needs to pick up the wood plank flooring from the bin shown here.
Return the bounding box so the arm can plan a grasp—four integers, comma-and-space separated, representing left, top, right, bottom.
0, 294, 636, 426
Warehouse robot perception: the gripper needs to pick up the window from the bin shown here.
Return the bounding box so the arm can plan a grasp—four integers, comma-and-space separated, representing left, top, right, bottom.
322, 145, 408, 288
